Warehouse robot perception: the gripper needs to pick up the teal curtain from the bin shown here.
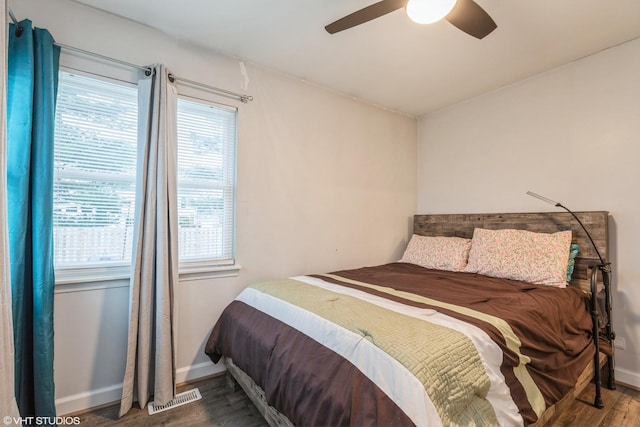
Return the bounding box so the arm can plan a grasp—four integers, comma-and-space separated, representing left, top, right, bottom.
7, 20, 60, 420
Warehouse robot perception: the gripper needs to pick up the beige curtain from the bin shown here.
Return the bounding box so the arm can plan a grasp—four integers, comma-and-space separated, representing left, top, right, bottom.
1, 1, 22, 422
119, 65, 179, 417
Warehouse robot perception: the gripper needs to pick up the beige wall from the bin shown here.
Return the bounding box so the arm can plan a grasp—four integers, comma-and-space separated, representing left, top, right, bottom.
13, 0, 417, 414
417, 38, 640, 388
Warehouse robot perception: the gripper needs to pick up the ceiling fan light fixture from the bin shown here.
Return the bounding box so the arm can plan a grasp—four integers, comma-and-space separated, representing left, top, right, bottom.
405, 0, 458, 24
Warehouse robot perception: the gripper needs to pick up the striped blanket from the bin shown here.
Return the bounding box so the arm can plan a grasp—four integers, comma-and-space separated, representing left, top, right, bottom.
205, 263, 595, 426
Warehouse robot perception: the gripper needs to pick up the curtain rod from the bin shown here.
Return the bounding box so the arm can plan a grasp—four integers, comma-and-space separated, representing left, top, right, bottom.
8, 8, 151, 75
168, 74, 253, 104
8, 9, 23, 36
54, 42, 153, 76
8, 9, 18, 25
7, 9, 253, 104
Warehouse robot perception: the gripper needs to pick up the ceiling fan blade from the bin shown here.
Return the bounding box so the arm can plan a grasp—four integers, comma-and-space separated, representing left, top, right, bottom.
325, 0, 407, 34
445, 0, 497, 39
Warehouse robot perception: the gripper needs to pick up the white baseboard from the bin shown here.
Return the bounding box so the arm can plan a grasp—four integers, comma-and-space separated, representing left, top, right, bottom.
56, 361, 223, 416
56, 382, 123, 416
616, 366, 640, 389
176, 360, 225, 383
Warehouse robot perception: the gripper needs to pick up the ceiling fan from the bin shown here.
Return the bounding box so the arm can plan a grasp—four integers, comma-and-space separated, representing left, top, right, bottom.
325, 0, 497, 39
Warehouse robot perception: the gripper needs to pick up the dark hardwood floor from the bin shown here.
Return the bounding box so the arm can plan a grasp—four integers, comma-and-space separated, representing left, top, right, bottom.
548, 382, 639, 427
75, 374, 268, 427
73, 374, 639, 426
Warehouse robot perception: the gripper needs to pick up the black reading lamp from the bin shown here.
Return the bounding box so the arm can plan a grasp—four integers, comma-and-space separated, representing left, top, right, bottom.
526, 191, 615, 408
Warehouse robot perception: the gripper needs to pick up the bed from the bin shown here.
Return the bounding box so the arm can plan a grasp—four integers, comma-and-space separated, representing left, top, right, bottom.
205, 212, 615, 426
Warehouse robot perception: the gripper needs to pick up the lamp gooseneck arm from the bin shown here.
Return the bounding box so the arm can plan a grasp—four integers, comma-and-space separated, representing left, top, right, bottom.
555, 203, 606, 266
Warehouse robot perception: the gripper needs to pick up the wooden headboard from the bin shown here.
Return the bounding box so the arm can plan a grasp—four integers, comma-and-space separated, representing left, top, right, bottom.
413, 212, 609, 291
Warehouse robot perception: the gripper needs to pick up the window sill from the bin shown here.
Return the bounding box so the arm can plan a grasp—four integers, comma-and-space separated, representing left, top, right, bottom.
179, 262, 242, 282
55, 265, 131, 287
54, 262, 242, 292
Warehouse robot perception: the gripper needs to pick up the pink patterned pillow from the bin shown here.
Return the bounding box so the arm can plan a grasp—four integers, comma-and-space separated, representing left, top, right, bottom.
463, 228, 572, 288
400, 235, 472, 272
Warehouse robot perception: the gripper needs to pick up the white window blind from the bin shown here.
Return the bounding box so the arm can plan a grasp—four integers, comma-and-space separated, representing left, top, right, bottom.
53, 72, 138, 268
177, 97, 237, 264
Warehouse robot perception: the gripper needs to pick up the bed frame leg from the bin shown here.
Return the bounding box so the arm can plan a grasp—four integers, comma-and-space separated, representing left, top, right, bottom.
226, 371, 239, 392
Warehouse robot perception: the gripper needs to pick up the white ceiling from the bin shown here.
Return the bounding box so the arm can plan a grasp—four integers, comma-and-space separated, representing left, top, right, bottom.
72, 0, 640, 117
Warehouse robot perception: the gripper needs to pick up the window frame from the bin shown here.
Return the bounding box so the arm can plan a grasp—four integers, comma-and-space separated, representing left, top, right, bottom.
53, 61, 241, 286
175, 93, 239, 275
53, 67, 139, 285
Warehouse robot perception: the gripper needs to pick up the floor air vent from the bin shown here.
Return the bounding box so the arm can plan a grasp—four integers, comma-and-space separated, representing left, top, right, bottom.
147, 388, 202, 415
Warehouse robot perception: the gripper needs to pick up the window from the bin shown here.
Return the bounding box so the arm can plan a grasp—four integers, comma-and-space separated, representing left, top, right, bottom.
53, 72, 138, 269
177, 97, 237, 266
53, 70, 239, 281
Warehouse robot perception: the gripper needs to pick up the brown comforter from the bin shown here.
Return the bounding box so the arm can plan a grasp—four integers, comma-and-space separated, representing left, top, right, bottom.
205, 263, 596, 426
